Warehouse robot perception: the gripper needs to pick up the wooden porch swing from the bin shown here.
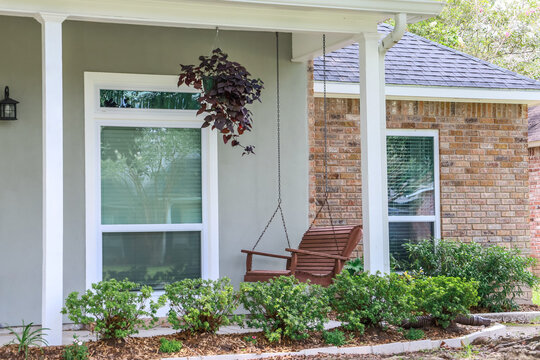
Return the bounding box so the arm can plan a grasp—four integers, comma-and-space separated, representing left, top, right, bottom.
241, 34, 362, 286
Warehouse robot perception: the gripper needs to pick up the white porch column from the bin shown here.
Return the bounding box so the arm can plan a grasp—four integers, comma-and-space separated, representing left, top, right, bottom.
358, 32, 390, 274
36, 12, 66, 346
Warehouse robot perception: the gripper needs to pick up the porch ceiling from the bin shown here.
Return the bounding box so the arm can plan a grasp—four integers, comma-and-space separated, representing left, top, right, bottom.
0, 0, 444, 33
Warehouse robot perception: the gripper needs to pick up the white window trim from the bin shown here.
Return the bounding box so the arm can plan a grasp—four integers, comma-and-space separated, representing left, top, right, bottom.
84, 72, 220, 292
386, 129, 441, 240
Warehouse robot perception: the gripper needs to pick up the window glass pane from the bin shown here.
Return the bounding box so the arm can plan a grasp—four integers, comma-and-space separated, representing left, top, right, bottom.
101, 127, 202, 224
387, 136, 435, 216
100, 89, 200, 110
102, 231, 201, 289
389, 222, 434, 264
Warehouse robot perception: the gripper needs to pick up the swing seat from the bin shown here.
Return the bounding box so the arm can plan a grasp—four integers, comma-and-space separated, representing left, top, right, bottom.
241, 225, 362, 286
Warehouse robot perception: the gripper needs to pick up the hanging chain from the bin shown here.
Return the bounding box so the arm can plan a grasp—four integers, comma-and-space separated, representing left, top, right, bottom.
276, 32, 282, 202
211, 27, 220, 52
307, 34, 339, 252
323, 33, 329, 196
275, 32, 290, 247
252, 32, 290, 251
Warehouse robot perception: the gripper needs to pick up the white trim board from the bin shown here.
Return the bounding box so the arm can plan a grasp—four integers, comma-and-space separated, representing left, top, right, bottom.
314, 81, 540, 105
84, 72, 220, 292
0, 0, 443, 34
529, 140, 540, 149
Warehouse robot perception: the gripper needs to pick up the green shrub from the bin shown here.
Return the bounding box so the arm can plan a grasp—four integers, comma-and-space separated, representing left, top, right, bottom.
63, 336, 88, 360
405, 239, 539, 311
323, 330, 348, 346
6, 321, 49, 360
328, 272, 414, 333
159, 338, 183, 353
403, 328, 425, 340
343, 258, 363, 276
412, 276, 479, 328
62, 279, 160, 339
238, 276, 330, 342
342, 257, 400, 276
162, 278, 238, 334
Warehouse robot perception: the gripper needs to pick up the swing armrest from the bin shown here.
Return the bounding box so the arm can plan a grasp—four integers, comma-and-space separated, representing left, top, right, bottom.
285, 248, 349, 261
241, 250, 292, 272
241, 250, 291, 260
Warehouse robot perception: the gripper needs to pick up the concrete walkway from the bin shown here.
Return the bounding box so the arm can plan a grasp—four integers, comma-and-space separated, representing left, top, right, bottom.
503, 323, 540, 338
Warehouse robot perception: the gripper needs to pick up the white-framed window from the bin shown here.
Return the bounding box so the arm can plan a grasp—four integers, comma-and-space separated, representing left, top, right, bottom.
84, 72, 219, 291
386, 129, 441, 264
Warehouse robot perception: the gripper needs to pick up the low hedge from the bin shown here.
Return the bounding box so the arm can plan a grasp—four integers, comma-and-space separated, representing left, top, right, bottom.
237, 276, 330, 342
405, 239, 539, 311
411, 276, 479, 328
61, 273, 486, 341
61, 279, 159, 339
162, 278, 238, 334
328, 272, 414, 333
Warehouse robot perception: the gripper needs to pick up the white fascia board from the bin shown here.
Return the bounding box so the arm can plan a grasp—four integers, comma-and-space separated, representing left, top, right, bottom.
224, 0, 446, 17
529, 140, 540, 149
313, 81, 540, 105
0, 0, 441, 33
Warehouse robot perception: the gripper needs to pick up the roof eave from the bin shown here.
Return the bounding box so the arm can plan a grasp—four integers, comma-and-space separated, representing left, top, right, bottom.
529, 140, 540, 148
0, 0, 444, 33
224, 0, 446, 19
313, 81, 540, 105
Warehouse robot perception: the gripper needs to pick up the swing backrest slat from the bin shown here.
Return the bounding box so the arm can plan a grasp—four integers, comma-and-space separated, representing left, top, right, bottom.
295, 225, 362, 274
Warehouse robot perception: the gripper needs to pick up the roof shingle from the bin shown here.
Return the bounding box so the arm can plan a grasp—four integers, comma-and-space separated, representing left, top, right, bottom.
314, 23, 540, 90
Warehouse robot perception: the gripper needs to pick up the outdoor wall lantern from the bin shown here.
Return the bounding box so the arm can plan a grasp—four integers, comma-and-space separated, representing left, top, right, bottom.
0, 86, 19, 120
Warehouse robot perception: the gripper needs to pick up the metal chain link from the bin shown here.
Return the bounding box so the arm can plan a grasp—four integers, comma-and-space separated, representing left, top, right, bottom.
277, 32, 282, 202
307, 34, 339, 252
211, 27, 220, 52
252, 32, 290, 251
324, 34, 328, 196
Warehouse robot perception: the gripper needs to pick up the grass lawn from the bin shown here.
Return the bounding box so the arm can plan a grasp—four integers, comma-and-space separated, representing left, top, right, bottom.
533, 286, 540, 306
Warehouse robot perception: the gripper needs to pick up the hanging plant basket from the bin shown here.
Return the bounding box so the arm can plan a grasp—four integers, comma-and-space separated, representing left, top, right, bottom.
178, 48, 264, 155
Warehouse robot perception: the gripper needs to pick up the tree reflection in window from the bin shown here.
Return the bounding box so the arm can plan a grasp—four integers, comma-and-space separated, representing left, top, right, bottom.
100, 89, 200, 110
101, 127, 202, 225
101, 127, 203, 287
387, 136, 435, 216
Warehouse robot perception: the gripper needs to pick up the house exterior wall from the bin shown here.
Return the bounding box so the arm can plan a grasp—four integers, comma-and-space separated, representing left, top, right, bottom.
0, 16, 309, 326
529, 146, 540, 276
0, 16, 43, 328
309, 94, 530, 260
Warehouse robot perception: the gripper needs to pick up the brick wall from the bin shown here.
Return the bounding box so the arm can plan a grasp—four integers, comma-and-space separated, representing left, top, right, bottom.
309, 96, 530, 257
529, 146, 540, 275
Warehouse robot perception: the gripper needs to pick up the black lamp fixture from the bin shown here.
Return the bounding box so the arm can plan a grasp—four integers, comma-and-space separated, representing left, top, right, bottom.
0, 86, 19, 120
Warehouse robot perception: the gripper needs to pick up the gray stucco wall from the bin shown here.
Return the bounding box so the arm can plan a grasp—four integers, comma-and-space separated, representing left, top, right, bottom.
0, 17, 308, 326
0, 16, 43, 327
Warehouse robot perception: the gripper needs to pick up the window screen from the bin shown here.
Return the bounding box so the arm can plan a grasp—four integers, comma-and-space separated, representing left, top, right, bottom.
101, 127, 202, 225
100, 126, 202, 286
102, 231, 201, 289
387, 135, 437, 264
387, 136, 435, 216
389, 222, 434, 264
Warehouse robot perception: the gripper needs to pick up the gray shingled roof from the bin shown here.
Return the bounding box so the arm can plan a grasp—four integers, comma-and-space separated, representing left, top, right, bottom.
314, 23, 540, 90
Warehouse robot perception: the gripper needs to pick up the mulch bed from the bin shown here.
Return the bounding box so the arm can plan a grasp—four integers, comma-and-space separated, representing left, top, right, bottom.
0, 325, 482, 360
